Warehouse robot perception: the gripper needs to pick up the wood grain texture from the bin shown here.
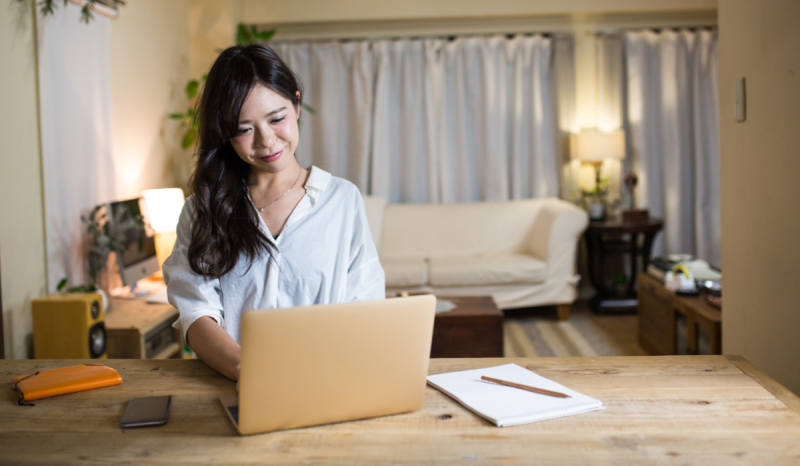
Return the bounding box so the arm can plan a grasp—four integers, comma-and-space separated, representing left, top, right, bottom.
106, 299, 180, 359
2, 356, 800, 465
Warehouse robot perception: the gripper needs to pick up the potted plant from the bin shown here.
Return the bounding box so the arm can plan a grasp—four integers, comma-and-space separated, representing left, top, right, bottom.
582, 177, 610, 221
80, 203, 147, 308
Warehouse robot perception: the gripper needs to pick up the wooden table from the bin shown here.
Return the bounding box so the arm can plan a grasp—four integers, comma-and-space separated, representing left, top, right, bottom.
584, 218, 664, 314
2, 356, 800, 464
106, 299, 182, 359
638, 273, 722, 355
431, 296, 503, 358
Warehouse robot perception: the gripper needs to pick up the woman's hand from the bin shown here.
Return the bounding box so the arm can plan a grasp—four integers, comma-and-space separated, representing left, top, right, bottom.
186, 316, 242, 382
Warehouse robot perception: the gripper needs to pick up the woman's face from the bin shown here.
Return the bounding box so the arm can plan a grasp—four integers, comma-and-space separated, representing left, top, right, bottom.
230, 84, 300, 175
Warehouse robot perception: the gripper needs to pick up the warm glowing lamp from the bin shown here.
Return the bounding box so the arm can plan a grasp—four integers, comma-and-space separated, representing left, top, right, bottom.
142, 188, 185, 272
570, 130, 625, 188
571, 130, 625, 220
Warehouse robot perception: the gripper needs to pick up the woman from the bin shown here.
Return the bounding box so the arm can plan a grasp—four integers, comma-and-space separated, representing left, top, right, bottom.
163, 44, 385, 382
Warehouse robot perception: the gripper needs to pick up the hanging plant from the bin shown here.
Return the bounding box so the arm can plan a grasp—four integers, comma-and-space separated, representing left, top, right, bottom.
24, 0, 126, 24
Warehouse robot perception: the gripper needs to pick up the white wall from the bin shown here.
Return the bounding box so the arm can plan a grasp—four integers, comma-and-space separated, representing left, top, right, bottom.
0, 0, 47, 358
110, 0, 193, 197
719, 0, 800, 395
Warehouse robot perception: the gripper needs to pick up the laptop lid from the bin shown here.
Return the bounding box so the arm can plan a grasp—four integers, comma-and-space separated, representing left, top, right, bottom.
236, 295, 436, 435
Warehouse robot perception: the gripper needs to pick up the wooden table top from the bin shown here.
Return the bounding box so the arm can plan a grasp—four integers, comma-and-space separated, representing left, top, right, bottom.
2, 356, 799, 465
436, 296, 502, 317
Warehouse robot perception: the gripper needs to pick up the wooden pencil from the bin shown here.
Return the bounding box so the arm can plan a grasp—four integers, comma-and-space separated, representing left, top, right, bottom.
481, 376, 571, 398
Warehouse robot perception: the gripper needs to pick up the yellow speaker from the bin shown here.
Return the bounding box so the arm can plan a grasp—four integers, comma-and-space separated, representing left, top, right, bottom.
32, 293, 107, 359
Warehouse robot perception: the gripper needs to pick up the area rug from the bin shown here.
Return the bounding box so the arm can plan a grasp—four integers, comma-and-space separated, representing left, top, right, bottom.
503, 303, 648, 357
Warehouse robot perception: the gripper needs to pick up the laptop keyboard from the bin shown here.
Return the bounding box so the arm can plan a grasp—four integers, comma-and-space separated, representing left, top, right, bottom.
227, 406, 239, 424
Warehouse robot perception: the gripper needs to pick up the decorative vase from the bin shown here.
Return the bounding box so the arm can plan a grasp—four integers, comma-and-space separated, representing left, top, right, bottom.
588, 201, 605, 220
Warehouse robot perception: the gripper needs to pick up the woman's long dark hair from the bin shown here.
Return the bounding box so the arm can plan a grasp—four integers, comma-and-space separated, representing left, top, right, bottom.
188, 43, 303, 279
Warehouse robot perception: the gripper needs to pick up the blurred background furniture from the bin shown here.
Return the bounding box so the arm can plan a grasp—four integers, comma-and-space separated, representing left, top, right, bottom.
0, 248, 3, 359
364, 197, 588, 319
583, 218, 663, 314
637, 273, 721, 355
430, 296, 503, 358
105, 298, 181, 359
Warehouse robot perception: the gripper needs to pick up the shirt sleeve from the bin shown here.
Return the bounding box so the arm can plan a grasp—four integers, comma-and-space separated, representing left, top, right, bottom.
163, 197, 225, 345
346, 186, 386, 302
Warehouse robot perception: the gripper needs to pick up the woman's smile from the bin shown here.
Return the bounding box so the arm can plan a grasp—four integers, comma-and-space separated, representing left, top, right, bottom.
258, 149, 283, 163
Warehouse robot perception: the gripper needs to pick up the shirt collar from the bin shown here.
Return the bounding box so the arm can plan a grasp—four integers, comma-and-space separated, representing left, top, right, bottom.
305, 166, 331, 205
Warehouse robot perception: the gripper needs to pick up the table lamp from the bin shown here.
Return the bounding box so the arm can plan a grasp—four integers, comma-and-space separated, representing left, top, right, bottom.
570, 130, 625, 220
142, 188, 185, 273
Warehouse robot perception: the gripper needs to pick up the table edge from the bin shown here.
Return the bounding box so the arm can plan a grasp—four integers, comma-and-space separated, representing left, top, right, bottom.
726, 355, 800, 416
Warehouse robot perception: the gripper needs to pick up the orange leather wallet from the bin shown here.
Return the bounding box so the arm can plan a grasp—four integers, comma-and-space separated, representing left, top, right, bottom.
11, 364, 122, 405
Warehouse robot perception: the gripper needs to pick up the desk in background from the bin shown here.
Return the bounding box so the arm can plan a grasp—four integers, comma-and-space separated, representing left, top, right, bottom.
106, 298, 181, 359
2, 356, 799, 464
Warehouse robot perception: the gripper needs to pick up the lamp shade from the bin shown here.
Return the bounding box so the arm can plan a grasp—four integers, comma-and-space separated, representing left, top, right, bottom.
142, 188, 185, 233
570, 130, 625, 162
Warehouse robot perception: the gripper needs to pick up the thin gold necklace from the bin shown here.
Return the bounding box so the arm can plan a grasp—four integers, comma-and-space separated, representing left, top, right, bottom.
250, 167, 303, 212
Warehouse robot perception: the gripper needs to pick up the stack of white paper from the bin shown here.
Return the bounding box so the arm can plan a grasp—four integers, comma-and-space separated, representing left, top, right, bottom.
427, 363, 604, 427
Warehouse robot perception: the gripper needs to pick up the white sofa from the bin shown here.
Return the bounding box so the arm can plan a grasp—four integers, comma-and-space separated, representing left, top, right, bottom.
363, 197, 589, 319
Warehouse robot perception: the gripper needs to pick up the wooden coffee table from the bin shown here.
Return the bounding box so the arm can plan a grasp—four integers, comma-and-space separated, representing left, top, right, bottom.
430, 296, 503, 358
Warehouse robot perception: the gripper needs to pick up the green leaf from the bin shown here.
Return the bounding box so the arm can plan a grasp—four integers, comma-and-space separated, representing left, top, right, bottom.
181, 127, 197, 149
257, 28, 276, 42
301, 102, 316, 115
68, 285, 87, 293
168, 113, 185, 120
187, 108, 194, 117
57, 278, 68, 292
185, 80, 200, 100
201, 73, 208, 82
236, 23, 249, 46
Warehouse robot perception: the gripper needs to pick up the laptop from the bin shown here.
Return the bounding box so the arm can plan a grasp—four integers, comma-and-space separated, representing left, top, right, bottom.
219, 295, 436, 435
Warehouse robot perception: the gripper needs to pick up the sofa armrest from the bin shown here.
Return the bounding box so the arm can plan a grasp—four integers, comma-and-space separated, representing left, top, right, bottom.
529, 199, 589, 280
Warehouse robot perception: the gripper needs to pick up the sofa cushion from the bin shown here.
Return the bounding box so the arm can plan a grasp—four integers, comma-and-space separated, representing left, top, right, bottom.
428, 254, 547, 287
382, 257, 429, 288
362, 195, 387, 250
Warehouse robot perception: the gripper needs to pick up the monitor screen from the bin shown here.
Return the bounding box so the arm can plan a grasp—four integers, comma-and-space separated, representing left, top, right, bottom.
107, 198, 159, 285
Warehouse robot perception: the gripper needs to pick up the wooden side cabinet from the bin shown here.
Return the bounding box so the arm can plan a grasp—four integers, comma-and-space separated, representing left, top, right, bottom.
637, 273, 722, 355
106, 299, 182, 359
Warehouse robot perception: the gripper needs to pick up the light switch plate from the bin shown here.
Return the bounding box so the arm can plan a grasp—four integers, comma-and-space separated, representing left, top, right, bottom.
735, 77, 746, 122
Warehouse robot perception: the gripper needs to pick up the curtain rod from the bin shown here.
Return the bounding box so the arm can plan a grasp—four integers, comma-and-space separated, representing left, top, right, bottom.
272, 31, 557, 45
592, 25, 717, 35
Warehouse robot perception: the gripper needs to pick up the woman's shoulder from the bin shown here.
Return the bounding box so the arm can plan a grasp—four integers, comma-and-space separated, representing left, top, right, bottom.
309, 166, 361, 201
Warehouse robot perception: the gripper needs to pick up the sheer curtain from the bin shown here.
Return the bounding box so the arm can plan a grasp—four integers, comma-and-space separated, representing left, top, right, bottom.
370, 39, 443, 203
274, 41, 375, 192
440, 35, 558, 202
276, 34, 559, 204
625, 29, 720, 267
38, 3, 116, 290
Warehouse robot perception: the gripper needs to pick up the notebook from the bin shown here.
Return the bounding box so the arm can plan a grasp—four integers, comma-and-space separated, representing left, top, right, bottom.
427, 363, 604, 427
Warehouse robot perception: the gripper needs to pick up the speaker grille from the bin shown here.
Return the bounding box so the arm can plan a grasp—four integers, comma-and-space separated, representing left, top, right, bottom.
89, 322, 107, 358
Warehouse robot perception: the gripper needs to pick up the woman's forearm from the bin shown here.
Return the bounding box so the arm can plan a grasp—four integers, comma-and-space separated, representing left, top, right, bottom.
186, 316, 241, 381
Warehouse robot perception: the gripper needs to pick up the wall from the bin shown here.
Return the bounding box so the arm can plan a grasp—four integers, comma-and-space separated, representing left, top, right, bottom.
0, 0, 47, 359
239, 0, 717, 133
110, 0, 193, 197
719, 0, 800, 395
241, 0, 715, 24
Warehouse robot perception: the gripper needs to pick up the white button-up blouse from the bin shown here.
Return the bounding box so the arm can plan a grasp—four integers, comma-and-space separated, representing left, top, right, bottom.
163, 166, 386, 345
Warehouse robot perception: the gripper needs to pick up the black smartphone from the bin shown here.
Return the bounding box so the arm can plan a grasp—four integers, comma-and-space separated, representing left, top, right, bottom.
120, 396, 171, 428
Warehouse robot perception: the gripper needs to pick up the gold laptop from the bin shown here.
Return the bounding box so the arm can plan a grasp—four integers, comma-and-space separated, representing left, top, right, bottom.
219, 295, 436, 435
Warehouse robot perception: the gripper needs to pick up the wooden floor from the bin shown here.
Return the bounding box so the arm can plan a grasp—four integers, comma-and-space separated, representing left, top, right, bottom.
503, 300, 649, 357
